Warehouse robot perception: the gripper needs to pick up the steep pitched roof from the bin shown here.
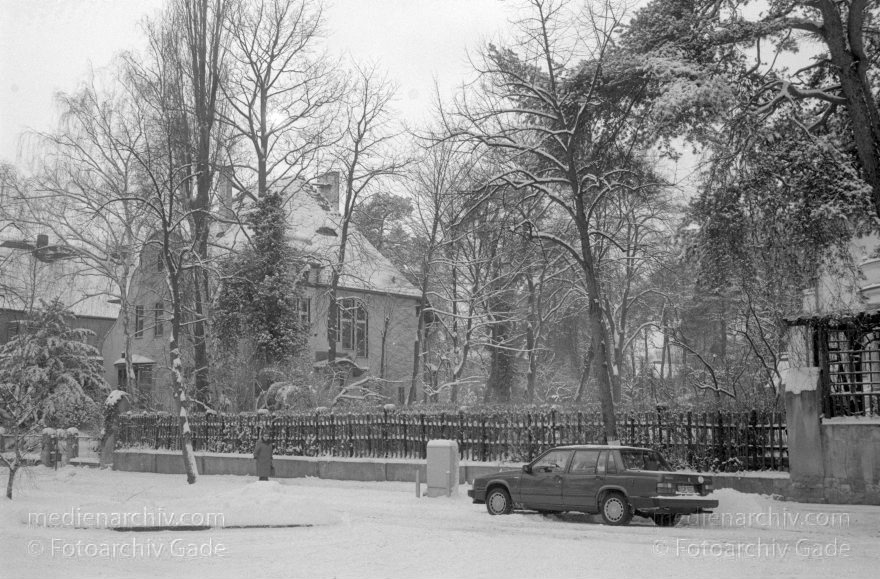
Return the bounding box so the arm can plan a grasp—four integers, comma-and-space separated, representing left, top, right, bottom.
213, 179, 421, 299
0, 245, 119, 319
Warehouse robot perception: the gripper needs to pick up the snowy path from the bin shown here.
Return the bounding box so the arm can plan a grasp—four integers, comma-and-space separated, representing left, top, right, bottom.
1, 467, 878, 578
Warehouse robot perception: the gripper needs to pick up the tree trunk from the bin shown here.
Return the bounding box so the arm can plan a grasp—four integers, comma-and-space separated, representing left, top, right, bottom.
5, 447, 20, 500
818, 0, 880, 218
574, 343, 594, 403
166, 248, 197, 485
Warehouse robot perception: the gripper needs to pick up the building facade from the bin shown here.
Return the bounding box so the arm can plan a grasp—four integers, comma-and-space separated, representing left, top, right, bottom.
101, 177, 421, 409
0, 234, 118, 357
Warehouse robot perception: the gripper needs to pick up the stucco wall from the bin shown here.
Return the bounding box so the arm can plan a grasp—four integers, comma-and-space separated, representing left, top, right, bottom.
102, 272, 420, 409
783, 361, 880, 505
821, 422, 880, 505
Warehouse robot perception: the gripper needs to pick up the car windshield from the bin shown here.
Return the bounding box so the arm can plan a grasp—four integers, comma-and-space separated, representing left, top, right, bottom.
619, 449, 672, 472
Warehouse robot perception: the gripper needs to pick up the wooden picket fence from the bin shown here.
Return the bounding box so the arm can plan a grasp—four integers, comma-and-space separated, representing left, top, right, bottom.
117, 409, 788, 472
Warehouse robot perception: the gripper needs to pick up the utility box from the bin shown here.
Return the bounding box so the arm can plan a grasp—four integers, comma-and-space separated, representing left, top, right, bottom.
426, 439, 459, 497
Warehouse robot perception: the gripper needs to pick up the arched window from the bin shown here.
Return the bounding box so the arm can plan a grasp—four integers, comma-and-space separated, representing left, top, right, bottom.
338, 298, 368, 358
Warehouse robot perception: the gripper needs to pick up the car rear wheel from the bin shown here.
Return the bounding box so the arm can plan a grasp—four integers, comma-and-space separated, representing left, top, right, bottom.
651, 514, 681, 527
599, 492, 632, 526
486, 487, 513, 515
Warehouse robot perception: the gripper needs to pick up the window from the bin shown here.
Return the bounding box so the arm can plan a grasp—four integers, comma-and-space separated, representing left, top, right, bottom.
134, 305, 144, 339
6, 320, 21, 341
607, 451, 619, 474
338, 298, 368, 357
531, 450, 573, 474
137, 365, 153, 389
295, 297, 311, 328
569, 450, 601, 474
154, 303, 164, 337
620, 450, 671, 472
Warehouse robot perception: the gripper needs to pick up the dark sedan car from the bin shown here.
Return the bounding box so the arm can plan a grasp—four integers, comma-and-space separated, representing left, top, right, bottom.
468, 445, 718, 526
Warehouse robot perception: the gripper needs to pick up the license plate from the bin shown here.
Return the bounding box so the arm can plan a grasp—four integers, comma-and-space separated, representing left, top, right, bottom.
677, 484, 695, 494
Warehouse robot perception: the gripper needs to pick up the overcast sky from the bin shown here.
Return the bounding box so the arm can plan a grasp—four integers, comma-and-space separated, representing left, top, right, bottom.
0, 0, 515, 165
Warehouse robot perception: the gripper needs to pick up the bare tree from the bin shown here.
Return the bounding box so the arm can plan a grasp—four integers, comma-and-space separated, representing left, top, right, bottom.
449, 0, 658, 441
221, 0, 342, 201
405, 135, 478, 404
19, 77, 154, 400
325, 63, 407, 372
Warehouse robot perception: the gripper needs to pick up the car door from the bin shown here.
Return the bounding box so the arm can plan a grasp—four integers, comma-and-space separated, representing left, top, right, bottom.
561, 449, 603, 512
520, 449, 573, 510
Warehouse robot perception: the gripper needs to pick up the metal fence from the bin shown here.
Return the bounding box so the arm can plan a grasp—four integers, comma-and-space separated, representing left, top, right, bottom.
118, 410, 788, 472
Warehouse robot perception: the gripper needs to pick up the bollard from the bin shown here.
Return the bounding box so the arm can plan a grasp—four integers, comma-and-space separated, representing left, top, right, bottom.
415, 469, 421, 498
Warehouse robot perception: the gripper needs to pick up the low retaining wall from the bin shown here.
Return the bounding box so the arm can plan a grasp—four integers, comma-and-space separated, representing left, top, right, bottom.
113, 450, 790, 496
820, 421, 880, 505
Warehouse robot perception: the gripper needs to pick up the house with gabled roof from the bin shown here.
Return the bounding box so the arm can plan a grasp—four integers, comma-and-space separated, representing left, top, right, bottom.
0, 231, 118, 353
100, 174, 421, 410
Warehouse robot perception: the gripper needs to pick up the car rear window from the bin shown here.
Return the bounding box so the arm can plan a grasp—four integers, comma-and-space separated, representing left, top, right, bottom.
619, 450, 672, 472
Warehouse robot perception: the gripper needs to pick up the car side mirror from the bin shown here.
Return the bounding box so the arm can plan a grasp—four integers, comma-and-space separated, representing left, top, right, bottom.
522, 464, 532, 475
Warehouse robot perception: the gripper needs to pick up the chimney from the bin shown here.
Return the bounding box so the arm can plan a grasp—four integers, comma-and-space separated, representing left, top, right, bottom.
36, 233, 49, 248
315, 171, 340, 213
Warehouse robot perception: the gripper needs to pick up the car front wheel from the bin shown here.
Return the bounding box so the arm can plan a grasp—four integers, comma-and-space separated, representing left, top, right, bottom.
486, 487, 513, 515
599, 492, 632, 526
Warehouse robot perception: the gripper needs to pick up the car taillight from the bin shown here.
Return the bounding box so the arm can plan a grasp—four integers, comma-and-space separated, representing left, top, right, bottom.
656, 482, 675, 495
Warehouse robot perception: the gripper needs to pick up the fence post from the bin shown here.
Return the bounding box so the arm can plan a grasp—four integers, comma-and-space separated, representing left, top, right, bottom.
686, 411, 693, 468
747, 409, 757, 470
526, 413, 533, 461
715, 411, 725, 469
420, 413, 427, 459
481, 414, 488, 461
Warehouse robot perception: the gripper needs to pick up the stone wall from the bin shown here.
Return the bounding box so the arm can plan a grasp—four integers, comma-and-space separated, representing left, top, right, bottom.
112, 449, 790, 496
821, 421, 880, 505
783, 354, 880, 505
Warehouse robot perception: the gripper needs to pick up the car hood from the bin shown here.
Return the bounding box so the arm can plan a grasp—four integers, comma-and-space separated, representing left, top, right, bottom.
473, 469, 522, 484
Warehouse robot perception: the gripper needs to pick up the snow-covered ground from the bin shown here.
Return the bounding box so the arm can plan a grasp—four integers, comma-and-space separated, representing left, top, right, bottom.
2, 467, 879, 579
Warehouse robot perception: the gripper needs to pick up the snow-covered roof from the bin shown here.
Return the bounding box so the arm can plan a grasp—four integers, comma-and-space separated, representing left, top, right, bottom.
112, 354, 156, 366
213, 179, 420, 299
0, 246, 119, 320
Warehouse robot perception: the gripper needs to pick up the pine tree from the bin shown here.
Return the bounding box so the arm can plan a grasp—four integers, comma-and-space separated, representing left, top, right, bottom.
0, 298, 109, 499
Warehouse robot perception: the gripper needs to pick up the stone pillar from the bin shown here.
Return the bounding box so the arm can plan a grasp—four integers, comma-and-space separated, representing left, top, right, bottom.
40, 429, 55, 467
426, 440, 459, 497
782, 362, 826, 502
66, 428, 80, 460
